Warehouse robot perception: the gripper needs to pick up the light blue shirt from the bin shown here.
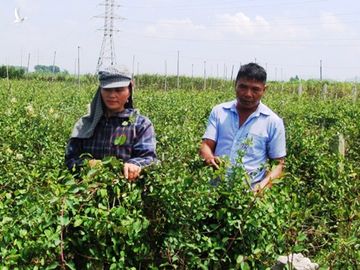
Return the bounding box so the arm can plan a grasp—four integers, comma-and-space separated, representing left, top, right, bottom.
203, 100, 286, 185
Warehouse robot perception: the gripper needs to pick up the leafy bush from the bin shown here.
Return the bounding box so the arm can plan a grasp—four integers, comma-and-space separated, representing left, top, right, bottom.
0, 78, 358, 269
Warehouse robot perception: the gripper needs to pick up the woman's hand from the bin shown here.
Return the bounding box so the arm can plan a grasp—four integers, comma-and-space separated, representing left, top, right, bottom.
124, 163, 141, 182
88, 159, 102, 168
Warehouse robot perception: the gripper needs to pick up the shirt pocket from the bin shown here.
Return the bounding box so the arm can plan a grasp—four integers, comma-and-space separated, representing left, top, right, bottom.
246, 133, 267, 156
111, 126, 133, 146
111, 126, 134, 157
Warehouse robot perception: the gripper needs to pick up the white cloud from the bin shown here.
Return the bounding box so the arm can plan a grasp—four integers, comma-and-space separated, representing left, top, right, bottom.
142, 12, 316, 50
215, 12, 270, 35
145, 18, 207, 38
320, 12, 346, 32
212, 12, 313, 49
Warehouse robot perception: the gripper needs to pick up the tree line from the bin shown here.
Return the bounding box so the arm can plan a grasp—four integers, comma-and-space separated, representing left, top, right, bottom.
0, 65, 68, 79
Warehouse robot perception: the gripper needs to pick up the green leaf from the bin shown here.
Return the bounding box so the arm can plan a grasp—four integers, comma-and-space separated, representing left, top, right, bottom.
297, 232, 307, 242
253, 248, 261, 254
293, 244, 304, 252
114, 135, 127, 145
60, 216, 70, 226
87, 168, 98, 178
68, 186, 80, 194
74, 218, 83, 227
46, 262, 59, 270
133, 220, 142, 234
65, 262, 76, 270
265, 243, 273, 253
241, 262, 251, 270
236, 255, 244, 264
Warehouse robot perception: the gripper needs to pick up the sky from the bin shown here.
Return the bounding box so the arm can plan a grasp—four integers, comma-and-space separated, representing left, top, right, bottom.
1, 0, 360, 81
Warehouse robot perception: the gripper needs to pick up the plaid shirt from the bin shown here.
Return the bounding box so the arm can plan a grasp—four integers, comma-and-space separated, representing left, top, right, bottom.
65, 109, 156, 170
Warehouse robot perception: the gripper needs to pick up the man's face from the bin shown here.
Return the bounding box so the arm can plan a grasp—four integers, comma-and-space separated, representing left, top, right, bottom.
235, 78, 266, 110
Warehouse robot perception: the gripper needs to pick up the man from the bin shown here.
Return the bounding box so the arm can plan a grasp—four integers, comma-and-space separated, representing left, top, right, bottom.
200, 63, 286, 190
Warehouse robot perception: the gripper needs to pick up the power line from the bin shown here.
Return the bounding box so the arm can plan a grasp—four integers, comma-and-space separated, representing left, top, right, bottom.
120, 31, 360, 45
122, 0, 328, 10
123, 16, 360, 28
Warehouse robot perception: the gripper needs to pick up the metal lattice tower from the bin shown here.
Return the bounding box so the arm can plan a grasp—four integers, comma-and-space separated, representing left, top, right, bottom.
96, 0, 124, 72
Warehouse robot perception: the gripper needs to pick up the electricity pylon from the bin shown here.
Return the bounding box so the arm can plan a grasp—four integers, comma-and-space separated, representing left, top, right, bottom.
96, 0, 124, 72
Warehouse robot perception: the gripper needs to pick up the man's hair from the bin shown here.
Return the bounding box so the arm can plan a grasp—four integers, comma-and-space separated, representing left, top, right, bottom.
235, 63, 267, 84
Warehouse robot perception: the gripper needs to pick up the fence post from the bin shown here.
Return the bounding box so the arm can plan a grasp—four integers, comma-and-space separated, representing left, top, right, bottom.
298, 81, 303, 96
322, 83, 328, 99
330, 133, 346, 172
164, 60, 167, 91
352, 84, 358, 103
203, 61, 207, 91
177, 50, 180, 89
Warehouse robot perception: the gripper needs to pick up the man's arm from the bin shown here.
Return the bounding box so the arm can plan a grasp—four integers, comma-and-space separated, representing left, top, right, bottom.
257, 157, 285, 190
200, 139, 220, 169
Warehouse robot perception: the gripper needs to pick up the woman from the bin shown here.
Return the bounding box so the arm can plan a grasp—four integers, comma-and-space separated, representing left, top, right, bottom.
65, 66, 156, 181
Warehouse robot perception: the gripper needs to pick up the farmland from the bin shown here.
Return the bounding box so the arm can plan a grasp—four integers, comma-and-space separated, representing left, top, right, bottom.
0, 76, 359, 269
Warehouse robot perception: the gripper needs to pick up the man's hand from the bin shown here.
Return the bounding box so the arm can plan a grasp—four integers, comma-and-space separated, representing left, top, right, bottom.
124, 163, 141, 182
204, 156, 221, 170
252, 181, 268, 195
200, 139, 220, 169
254, 158, 285, 193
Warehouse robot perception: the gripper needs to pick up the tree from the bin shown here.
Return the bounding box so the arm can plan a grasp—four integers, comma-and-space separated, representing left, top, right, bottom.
34, 65, 61, 73
289, 75, 300, 82
0, 65, 26, 79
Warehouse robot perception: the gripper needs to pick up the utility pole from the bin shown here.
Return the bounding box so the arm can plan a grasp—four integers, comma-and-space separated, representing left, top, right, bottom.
77, 46, 81, 88
320, 59, 323, 81
164, 60, 167, 91
20, 49, 23, 68
26, 53, 31, 73
132, 55, 135, 78
191, 63, 194, 90
177, 50, 180, 89
137, 62, 140, 88
6, 62, 9, 83
203, 60, 207, 90
52, 51, 56, 73
6, 60, 10, 93
37, 50, 39, 66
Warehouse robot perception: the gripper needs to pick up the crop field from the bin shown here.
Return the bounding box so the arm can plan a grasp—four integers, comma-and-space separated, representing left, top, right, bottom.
0, 76, 359, 269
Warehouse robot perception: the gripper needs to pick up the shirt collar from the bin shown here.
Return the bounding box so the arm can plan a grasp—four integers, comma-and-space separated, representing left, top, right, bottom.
222, 100, 237, 112
103, 108, 135, 119
115, 108, 134, 118
223, 100, 271, 116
